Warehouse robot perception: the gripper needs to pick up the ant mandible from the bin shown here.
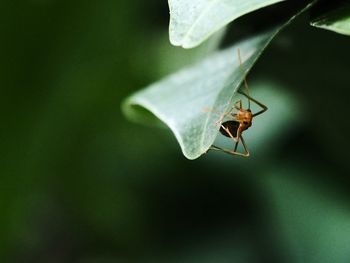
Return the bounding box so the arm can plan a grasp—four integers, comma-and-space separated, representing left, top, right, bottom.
209, 49, 268, 157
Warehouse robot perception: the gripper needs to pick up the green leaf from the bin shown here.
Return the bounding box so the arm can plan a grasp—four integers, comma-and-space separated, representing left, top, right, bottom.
311, 2, 350, 36
123, 31, 278, 160
168, 0, 286, 48
123, 2, 315, 160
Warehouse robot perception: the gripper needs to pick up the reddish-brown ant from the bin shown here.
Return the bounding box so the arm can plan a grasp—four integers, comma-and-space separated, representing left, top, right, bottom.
209, 49, 267, 157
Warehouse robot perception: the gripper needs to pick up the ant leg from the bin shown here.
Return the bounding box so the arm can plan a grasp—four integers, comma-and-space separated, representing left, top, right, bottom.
204, 107, 234, 126
208, 138, 248, 157
225, 133, 249, 157
234, 99, 242, 110
221, 125, 238, 142
237, 91, 268, 117
214, 106, 237, 126
204, 98, 231, 114
214, 98, 243, 127
239, 135, 250, 157
234, 140, 239, 152
220, 127, 249, 157
208, 127, 248, 157
209, 144, 237, 155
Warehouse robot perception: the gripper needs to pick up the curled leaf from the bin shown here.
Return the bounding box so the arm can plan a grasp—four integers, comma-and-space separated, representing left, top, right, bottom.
168, 0, 286, 48
123, 31, 276, 159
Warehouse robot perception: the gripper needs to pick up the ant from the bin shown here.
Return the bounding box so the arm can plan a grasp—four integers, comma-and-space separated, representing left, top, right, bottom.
208, 49, 268, 157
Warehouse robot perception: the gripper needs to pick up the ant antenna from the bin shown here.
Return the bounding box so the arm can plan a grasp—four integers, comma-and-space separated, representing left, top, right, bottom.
237, 48, 250, 109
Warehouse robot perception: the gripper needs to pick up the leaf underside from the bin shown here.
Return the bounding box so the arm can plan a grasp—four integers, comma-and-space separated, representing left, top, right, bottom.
123, 30, 278, 159
168, 0, 286, 48
123, 1, 316, 160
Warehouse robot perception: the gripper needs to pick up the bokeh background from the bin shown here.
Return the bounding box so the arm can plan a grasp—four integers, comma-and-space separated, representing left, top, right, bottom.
1, 1, 350, 262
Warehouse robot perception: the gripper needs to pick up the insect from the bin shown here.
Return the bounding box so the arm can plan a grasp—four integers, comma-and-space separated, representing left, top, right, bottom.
209, 49, 268, 157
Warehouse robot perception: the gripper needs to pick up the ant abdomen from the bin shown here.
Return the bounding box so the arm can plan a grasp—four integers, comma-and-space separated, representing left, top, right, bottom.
220, 121, 239, 138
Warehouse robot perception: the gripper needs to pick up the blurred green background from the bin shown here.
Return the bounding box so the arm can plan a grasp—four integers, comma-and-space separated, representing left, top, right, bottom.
1, 1, 350, 262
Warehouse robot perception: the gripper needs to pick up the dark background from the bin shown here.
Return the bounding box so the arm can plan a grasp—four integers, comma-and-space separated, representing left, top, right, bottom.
1, 1, 350, 262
